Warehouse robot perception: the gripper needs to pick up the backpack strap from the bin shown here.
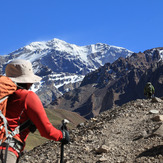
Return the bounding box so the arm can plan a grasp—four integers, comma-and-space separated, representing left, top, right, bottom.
0, 96, 8, 104
0, 110, 9, 140
9, 119, 32, 138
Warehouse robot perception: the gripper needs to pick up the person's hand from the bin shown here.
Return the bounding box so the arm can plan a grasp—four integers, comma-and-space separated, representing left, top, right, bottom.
60, 129, 70, 145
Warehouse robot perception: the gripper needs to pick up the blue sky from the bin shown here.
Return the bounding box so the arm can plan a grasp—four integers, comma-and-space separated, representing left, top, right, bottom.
0, 0, 163, 55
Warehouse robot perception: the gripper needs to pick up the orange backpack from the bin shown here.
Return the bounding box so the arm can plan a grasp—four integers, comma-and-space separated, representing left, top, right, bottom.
0, 75, 17, 142
0, 76, 17, 114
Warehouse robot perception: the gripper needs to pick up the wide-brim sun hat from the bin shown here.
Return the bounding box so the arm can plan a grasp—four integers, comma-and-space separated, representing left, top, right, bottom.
5, 59, 42, 83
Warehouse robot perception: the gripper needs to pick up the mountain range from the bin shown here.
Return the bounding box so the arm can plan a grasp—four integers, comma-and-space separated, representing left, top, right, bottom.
51, 48, 163, 119
0, 39, 162, 120
0, 38, 133, 106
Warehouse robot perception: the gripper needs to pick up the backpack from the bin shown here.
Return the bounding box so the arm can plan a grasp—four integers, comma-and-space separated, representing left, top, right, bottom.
0, 75, 17, 143
0, 75, 34, 162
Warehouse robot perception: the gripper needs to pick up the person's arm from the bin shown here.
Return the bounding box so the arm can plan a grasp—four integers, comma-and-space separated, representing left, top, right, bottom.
24, 91, 63, 141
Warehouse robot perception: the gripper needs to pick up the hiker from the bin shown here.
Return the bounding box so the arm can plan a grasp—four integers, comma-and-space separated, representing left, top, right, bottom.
144, 82, 155, 99
0, 59, 69, 163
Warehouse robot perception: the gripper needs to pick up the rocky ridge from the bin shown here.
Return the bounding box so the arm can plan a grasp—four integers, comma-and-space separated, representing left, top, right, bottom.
51, 50, 163, 119
20, 97, 163, 163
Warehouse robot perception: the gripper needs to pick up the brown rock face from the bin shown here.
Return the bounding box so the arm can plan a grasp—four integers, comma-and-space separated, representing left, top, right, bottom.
51, 49, 163, 119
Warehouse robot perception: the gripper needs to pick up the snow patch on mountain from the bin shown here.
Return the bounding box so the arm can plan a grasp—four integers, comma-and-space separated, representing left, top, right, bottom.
17, 50, 48, 63
48, 73, 84, 89
159, 50, 163, 59
25, 41, 48, 51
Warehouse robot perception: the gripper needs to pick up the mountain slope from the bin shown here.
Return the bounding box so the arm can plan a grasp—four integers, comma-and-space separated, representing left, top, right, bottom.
50, 49, 163, 119
20, 97, 163, 163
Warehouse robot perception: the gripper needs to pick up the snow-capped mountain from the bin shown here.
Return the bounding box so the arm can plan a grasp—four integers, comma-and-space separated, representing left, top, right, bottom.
11, 38, 133, 68
1, 38, 134, 106
1, 39, 163, 107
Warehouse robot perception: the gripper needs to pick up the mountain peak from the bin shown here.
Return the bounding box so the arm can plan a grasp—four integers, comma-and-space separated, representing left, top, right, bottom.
49, 38, 68, 44
24, 38, 69, 51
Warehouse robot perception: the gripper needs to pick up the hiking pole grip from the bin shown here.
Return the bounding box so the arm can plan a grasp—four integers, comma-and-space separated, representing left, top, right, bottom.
60, 119, 69, 163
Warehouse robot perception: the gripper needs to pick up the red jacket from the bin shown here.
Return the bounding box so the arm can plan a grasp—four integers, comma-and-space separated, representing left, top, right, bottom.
0, 89, 63, 156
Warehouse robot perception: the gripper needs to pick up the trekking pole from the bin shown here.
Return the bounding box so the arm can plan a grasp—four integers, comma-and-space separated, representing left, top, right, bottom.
60, 119, 69, 163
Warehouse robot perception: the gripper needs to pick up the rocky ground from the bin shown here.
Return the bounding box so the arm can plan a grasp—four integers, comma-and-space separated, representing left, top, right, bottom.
19, 97, 163, 163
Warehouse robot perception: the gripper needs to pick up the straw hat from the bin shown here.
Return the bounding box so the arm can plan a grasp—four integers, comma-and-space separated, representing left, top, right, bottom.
5, 59, 42, 83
